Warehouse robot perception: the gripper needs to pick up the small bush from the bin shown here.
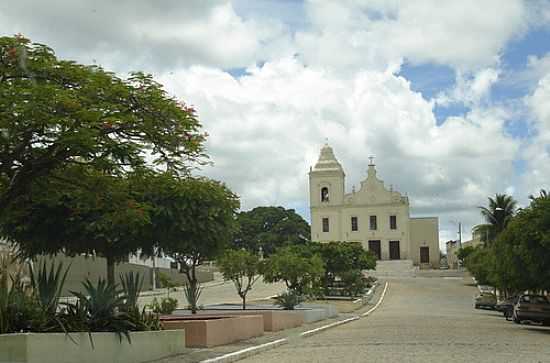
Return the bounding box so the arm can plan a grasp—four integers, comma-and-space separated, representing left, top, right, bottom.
339, 270, 368, 297
274, 290, 304, 310
147, 297, 178, 315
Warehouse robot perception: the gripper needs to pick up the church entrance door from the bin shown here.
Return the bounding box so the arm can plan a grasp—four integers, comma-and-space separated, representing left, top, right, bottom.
389, 241, 400, 260
368, 240, 381, 260
420, 246, 430, 263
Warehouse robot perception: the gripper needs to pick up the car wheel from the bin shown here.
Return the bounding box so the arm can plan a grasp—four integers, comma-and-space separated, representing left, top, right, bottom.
543, 320, 550, 327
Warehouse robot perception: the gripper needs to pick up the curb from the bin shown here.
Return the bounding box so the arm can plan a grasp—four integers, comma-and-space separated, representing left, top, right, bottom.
199, 281, 389, 363
200, 338, 288, 363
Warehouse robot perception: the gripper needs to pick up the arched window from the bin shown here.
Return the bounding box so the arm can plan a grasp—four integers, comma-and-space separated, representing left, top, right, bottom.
321, 187, 329, 202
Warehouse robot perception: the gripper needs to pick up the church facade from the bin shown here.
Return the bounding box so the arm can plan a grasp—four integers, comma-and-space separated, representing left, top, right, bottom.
309, 143, 440, 268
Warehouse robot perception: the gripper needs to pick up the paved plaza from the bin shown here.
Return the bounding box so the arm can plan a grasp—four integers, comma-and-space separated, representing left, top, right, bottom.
240, 277, 550, 363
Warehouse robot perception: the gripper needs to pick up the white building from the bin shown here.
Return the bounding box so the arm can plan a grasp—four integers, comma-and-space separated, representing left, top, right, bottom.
309, 143, 440, 268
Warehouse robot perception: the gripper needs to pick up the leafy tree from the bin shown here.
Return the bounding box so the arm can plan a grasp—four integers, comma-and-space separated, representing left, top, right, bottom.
138, 174, 239, 314
261, 245, 324, 296
218, 249, 261, 310
1, 167, 152, 285
0, 36, 208, 284
234, 206, 310, 255
476, 193, 517, 244
493, 196, 550, 293
463, 246, 494, 286
314, 241, 376, 293
456, 246, 475, 265
0, 36, 206, 212
529, 189, 550, 201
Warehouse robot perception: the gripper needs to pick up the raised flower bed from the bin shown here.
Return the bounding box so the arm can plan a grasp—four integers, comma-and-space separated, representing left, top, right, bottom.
0, 330, 186, 363
160, 315, 263, 348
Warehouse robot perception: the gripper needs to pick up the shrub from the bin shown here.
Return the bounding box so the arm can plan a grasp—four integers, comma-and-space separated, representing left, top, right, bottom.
274, 290, 304, 310
339, 270, 369, 297
147, 297, 178, 315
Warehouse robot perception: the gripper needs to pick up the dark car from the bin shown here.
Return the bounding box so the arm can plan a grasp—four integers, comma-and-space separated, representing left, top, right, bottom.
496, 296, 518, 320
512, 294, 550, 325
474, 293, 497, 310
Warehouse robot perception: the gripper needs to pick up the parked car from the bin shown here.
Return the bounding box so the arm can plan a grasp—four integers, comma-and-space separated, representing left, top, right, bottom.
496, 296, 518, 320
474, 293, 497, 310
513, 294, 550, 325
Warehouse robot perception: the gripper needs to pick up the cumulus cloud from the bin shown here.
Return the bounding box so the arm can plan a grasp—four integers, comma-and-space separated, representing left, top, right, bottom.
1, 0, 546, 248
296, 0, 527, 72
0, 0, 292, 72
159, 60, 520, 247
520, 72, 550, 196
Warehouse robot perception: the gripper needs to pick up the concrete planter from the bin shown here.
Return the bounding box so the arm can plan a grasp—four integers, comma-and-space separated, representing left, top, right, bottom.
0, 330, 186, 363
161, 315, 263, 348
193, 310, 303, 332
299, 304, 338, 323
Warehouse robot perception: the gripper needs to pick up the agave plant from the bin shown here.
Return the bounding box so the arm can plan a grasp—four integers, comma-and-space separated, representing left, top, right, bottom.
119, 271, 143, 313
30, 260, 70, 316
184, 281, 202, 314
71, 278, 135, 342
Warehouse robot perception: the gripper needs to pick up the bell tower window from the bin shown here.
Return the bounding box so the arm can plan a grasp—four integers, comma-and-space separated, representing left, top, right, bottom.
321, 187, 329, 202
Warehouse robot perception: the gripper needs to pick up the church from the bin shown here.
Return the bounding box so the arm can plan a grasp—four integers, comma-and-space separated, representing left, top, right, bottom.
309, 143, 440, 268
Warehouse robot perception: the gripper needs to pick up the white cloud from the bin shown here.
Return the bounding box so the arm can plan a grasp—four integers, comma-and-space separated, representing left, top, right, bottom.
436, 68, 500, 106
521, 72, 550, 196
0, 0, 292, 72
159, 59, 520, 250
296, 0, 527, 72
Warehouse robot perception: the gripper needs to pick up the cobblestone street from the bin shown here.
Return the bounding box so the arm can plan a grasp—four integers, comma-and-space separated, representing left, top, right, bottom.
240, 277, 550, 363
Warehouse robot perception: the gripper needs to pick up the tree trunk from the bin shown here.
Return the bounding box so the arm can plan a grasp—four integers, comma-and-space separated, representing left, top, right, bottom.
242, 295, 246, 310
106, 256, 116, 286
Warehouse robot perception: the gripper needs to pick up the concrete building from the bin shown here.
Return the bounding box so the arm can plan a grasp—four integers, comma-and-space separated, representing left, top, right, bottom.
309, 143, 440, 268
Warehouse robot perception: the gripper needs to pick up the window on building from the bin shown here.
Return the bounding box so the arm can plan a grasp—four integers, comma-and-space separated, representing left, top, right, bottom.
369, 215, 377, 230
351, 216, 358, 231
321, 187, 329, 202
390, 215, 397, 230
322, 217, 329, 232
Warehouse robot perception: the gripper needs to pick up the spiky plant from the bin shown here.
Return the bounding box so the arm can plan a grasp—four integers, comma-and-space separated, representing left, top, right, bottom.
30, 260, 70, 316
119, 271, 143, 313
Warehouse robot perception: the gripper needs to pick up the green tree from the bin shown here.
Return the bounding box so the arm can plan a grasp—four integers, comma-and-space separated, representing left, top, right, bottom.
218, 249, 261, 310
493, 196, 550, 293
529, 189, 550, 201
1, 167, 153, 285
0, 36, 206, 209
315, 241, 376, 294
234, 206, 310, 255
456, 246, 475, 265
476, 193, 517, 244
463, 246, 494, 286
1, 36, 207, 283
139, 174, 240, 314
261, 245, 324, 296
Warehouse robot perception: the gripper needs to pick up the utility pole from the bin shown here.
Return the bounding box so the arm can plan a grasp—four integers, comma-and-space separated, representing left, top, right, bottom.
458, 222, 462, 249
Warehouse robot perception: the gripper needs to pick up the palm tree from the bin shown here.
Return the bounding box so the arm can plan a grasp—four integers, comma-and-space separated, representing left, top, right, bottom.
529, 189, 549, 201
476, 193, 517, 244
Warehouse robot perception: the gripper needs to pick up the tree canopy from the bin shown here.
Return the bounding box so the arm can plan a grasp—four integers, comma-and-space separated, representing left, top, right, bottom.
1, 166, 153, 284
476, 193, 517, 244
465, 192, 550, 295
0, 35, 206, 213
138, 173, 240, 312
234, 206, 310, 255
261, 245, 324, 296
